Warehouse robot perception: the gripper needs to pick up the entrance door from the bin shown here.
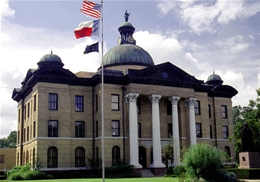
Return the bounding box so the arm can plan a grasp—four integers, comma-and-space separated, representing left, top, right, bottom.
139, 146, 146, 168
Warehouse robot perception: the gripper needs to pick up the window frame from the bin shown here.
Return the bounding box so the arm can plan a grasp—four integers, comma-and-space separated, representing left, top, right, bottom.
223, 126, 229, 139
195, 101, 201, 115
48, 120, 58, 137
111, 94, 119, 111
75, 121, 85, 138
112, 146, 120, 166
196, 123, 202, 138
221, 105, 228, 118
75, 147, 85, 167
47, 147, 58, 168
49, 93, 58, 110
75, 95, 84, 112
111, 120, 120, 136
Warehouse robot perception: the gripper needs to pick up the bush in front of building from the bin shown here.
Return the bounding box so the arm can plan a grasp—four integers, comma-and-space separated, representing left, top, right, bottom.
104, 164, 141, 178
7, 163, 50, 180
181, 143, 238, 182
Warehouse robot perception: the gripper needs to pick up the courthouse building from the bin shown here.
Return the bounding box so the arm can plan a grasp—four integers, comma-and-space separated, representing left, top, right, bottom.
12, 15, 238, 174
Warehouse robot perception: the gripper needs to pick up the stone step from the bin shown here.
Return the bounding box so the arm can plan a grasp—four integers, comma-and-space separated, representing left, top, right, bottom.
141, 169, 155, 177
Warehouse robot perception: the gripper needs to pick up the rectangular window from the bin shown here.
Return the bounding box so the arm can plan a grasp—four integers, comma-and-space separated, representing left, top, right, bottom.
33, 95, 37, 111
49, 93, 58, 110
75, 121, 85, 137
168, 123, 173, 138
167, 100, 172, 115
195, 101, 200, 115
221, 105, 227, 118
23, 128, 26, 142
138, 123, 141, 138
33, 121, 36, 138
48, 120, 58, 137
95, 121, 98, 137
18, 109, 21, 122
95, 94, 98, 111
27, 126, 29, 141
111, 94, 119, 111
209, 125, 212, 139
137, 98, 141, 114
27, 103, 30, 117
196, 123, 202, 138
223, 126, 229, 139
75, 96, 84, 112
112, 120, 120, 136
24, 105, 26, 119
17, 130, 20, 144
208, 105, 211, 118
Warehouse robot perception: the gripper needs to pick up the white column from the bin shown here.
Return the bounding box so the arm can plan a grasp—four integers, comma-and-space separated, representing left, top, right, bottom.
149, 94, 165, 168
125, 93, 142, 168
186, 97, 197, 145
169, 96, 180, 166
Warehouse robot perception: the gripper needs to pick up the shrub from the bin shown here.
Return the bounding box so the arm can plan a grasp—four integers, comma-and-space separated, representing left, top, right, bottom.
182, 143, 238, 182
165, 166, 174, 176
173, 165, 186, 176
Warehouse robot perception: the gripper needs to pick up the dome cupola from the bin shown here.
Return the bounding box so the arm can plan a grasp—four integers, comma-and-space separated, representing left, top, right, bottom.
206, 71, 223, 86
37, 51, 64, 68
102, 11, 154, 69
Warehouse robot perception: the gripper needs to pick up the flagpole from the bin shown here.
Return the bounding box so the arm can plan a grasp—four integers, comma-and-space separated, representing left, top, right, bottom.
101, 0, 105, 182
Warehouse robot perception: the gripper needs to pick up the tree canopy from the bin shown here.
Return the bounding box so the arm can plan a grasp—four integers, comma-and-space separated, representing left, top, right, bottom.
0, 130, 17, 148
230, 88, 260, 159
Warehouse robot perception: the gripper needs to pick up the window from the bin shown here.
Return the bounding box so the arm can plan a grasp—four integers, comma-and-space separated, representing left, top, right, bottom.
137, 98, 141, 114
111, 94, 119, 111
32, 148, 35, 168
75, 147, 85, 167
24, 105, 26, 119
167, 100, 172, 115
195, 101, 200, 115
23, 128, 26, 142
223, 126, 229, 139
96, 146, 99, 166
95, 121, 98, 137
49, 93, 58, 110
47, 147, 58, 168
18, 109, 21, 122
208, 105, 211, 118
112, 146, 120, 166
27, 103, 30, 117
75, 121, 85, 137
33, 95, 37, 111
168, 123, 172, 138
209, 125, 213, 139
138, 123, 141, 138
27, 126, 29, 141
48, 120, 58, 137
75, 96, 84, 112
17, 131, 20, 144
95, 94, 98, 111
112, 120, 120, 136
221, 105, 227, 118
33, 121, 36, 138
196, 123, 202, 138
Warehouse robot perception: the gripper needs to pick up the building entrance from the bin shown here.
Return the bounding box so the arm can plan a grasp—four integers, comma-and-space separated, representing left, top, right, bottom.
139, 146, 146, 168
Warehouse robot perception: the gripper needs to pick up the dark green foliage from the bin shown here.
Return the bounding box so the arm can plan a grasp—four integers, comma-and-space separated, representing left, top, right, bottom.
0, 131, 17, 148
182, 143, 238, 182
7, 164, 46, 180
104, 164, 141, 178
173, 165, 186, 176
165, 166, 174, 176
230, 88, 260, 159
227, 168, 260, 179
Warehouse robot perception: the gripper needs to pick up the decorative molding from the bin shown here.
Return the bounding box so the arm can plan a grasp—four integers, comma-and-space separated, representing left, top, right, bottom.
185, 97, 197, 106
169, 96, 180, 105
125, 93, 139, 103
149, 94, 161, 103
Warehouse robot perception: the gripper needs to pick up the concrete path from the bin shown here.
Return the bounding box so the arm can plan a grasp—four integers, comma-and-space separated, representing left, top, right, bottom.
141, 169, 154, 177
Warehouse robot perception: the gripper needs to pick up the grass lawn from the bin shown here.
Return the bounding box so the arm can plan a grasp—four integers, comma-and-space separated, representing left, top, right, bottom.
2, 177, 179, 182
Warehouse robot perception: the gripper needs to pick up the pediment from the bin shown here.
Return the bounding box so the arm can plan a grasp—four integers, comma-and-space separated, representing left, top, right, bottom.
126, 62, 203, 88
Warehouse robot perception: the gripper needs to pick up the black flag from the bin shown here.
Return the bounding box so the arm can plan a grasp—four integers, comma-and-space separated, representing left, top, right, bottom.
84, 42, 99, 54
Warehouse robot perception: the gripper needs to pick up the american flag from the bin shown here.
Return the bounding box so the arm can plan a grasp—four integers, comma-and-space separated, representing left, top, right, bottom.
80, 0, 101, 19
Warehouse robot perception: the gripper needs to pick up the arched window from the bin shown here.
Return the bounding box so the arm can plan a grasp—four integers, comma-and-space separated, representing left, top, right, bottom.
47, 147, 58, 168
112, 146, 120, 166
32, 148, 35, 168
224, 146, 231, 162
75, 147, 85, 167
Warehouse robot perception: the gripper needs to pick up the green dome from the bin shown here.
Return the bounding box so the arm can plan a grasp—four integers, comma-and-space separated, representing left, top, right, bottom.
39, 53, 62, 62
37, 52, 64, 68
121, 22, 133, 27
103, 44, 154, 68
207, 72, 222, 82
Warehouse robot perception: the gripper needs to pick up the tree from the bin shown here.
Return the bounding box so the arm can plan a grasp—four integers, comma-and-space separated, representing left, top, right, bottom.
0, 130, 17, 148
230, 88, 260, 159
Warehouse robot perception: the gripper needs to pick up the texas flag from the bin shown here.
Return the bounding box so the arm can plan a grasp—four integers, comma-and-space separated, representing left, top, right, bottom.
74, 20, 99, 39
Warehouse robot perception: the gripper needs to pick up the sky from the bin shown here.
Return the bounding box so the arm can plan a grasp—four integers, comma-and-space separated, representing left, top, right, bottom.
1, 0, 260, 138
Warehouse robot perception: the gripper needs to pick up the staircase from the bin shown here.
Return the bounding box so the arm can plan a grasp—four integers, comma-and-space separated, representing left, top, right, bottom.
141, 169, 154, 177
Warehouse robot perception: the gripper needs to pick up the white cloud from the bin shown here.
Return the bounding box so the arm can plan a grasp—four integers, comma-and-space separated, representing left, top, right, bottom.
0, 0, 15, 21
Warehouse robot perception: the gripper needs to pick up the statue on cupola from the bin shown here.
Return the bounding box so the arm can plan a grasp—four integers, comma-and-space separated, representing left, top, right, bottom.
117, 10, 136, 45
